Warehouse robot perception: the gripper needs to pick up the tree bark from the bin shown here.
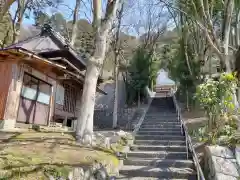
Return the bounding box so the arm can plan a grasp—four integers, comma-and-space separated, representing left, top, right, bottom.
113, 60, 119, 128
76, 0, 121, 139
70, 0, 80, 47
0, 0, 16, 20
151, 80, 153, 91
222, 0, 234, 72
76, 62, 99, 137
180, 10, 193, 77
236, 10, 240, 47
186, 88, 189, 111
13, 14, 23, 43
112, 2, 124, 129
12, 0, 28, 43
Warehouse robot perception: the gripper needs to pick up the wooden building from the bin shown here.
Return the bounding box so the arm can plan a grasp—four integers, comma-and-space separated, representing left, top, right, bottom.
0, 24, 106, 130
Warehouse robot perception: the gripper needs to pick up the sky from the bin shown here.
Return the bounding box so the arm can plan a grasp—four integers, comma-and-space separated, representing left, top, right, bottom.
9, 0, 174, 36
10, 0, 93, 25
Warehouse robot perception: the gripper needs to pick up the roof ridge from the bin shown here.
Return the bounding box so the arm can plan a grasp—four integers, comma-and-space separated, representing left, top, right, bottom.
42, 24, 71, 48
41, 24, 87, 66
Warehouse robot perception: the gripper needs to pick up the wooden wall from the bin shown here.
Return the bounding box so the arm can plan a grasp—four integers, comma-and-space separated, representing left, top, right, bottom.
0, 62, 13, 119
3, 62, 57, 127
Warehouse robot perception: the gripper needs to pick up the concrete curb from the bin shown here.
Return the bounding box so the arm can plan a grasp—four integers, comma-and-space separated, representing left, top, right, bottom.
132, 98, 153, 136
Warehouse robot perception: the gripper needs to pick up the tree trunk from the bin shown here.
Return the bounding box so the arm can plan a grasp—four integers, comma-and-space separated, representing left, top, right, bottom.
1, 28, 10, 48
186, 88, 189, 111
112, 2, 124, 129
76, 62, 100, 137
76, 0, 121, 139
222, 0, 234, 72
138, 90, 141, 107
180, 12, 193, 77
70, 0, 80, 47
221, 0, 239, 109
151, 80, 154, 91
13, 18, 23, 43
12, 0, 26, 43
0, 0, 16, 21
182, 31, 193, 76
113, 61, 119, 128
236, 10, 240, 47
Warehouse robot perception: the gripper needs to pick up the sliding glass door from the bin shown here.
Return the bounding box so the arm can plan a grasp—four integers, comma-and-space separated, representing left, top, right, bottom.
17, 73, 52, 125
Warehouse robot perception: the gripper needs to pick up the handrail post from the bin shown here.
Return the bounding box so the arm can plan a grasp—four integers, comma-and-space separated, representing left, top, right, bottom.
198, 168, 200, 180
186, 135, 189, 159
172, 92, 205, 180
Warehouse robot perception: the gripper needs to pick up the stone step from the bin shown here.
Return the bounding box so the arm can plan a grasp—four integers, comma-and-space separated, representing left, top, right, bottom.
134, 140, 186, 146
142, 122, 180, 126
137, 131, 182, 136
116, 176, 191, 180
144, 117, 179, 120
135, 135, 185, 141
119, 165, 196, 178
124, 158, 194, 168
148, 111, 176, 113
141, 124, 181, 128
145, 114, 177, 118
145, 116, 177, 120
127, 151, 189, 159
139, 128, 182, 132
130, 145, 186, 152
145, 112, 177, 115
143, 121, 180, 124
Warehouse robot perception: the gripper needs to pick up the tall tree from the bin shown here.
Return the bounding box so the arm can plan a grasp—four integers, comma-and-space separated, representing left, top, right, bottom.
76, 0, 122, 139
70, 0, 80, 47
11, 0, 63, 43
112, 2, 124, 129
127, 47, 151, 106
161, 0, 239, 108
12, 0, 29, 43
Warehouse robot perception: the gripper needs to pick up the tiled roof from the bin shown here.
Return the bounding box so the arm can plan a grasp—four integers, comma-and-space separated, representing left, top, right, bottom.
5, 24, 86, 69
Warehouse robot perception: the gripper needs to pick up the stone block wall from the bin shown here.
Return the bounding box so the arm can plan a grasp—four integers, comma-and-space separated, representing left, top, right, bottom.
94, 75, 133, 129
205, 146, 240, 180
93, 107, 137, 129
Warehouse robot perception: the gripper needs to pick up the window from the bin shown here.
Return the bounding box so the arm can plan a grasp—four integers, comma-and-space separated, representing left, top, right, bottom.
21, 73, 51, 105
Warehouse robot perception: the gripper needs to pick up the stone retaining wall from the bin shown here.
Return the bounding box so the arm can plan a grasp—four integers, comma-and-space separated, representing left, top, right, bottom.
204, 146, 240, 180
94, 107, 138, 129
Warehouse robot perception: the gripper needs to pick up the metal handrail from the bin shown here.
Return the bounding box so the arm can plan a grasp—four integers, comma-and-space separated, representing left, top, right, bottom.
171, 90, 205, 180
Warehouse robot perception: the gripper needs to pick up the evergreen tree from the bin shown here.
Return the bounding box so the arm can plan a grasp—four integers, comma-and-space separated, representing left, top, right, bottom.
127, 47, 151, 105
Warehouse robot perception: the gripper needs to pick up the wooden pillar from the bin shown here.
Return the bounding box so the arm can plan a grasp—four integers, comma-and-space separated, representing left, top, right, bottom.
48, 79, 56, 126
63, 116, 68, 127
74, 88, 82, 131
2, 63, 24, 129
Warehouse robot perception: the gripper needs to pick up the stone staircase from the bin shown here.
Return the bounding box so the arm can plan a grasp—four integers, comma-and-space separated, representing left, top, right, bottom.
118, 97, 197, 180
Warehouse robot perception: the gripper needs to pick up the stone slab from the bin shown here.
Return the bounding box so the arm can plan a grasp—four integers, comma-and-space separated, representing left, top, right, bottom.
206, 145, 234, 159
205, 146, 240, 180
212, 156, 239, 177
0, 119, 16, 130
215, 172, 239, 180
